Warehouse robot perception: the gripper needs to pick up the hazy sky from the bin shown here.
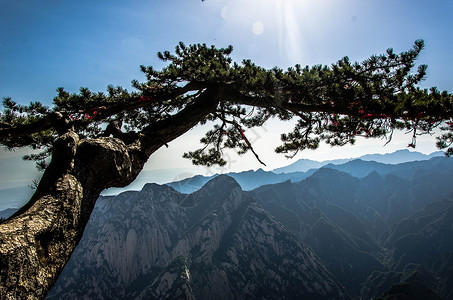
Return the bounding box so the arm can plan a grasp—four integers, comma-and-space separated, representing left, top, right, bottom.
1, 0, 452, 180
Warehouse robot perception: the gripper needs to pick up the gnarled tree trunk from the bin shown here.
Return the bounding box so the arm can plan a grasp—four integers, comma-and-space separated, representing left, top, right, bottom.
0, 88, 220, 299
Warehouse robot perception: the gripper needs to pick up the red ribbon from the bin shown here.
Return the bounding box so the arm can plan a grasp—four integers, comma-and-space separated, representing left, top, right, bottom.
85, 106, 106, 120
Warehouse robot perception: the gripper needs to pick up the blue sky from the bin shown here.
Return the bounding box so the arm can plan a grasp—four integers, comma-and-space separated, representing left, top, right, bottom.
1, 0, 453, 186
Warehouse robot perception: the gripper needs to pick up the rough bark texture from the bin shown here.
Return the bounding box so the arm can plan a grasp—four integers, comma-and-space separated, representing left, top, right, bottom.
0, 88, 220, 299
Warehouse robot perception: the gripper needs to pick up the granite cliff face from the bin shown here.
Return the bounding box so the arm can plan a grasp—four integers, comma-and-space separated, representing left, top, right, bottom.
46, 157, 453, 299
47, 175, 347, 299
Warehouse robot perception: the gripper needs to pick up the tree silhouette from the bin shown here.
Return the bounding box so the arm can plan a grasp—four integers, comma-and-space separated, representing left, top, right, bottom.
0, 40, 452, 299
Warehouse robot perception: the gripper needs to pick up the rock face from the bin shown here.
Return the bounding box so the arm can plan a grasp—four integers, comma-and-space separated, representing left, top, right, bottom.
248, 164, 453, 299
47, 175, 347, 299
46, 158, 453, 299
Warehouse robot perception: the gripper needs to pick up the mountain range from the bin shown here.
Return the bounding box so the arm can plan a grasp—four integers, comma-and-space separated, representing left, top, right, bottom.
272, 149, 443, 173
44, 154, 453, 299
47, 175, 348, 299
0, 150, 442, 211
2, 150, 452, 299
166, 150, 446, 194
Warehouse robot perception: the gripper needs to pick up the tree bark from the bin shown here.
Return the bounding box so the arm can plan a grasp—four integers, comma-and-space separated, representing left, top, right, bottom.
0, 87, 220, 299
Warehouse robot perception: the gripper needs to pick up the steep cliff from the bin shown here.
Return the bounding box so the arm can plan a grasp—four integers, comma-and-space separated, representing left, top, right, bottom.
47, 175, 347, 299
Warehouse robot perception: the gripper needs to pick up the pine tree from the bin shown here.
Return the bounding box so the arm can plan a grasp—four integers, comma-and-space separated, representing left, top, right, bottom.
0, 40, 452, 299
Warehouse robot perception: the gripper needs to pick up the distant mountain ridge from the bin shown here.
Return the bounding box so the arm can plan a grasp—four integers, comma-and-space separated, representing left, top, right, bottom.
166, 168, 313, 194
323, 156, 453, 179
273, 149, 443, 173
167, 152, 448, 194
0, 150, 443, 213
0, 151, 449, 216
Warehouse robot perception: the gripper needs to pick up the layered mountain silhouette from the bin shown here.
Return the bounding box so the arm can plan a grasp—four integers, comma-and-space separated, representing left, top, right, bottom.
2, 150, 452, 299
167, 151, 446, 194
273, 149, 443, 173
248, 162, 453, 299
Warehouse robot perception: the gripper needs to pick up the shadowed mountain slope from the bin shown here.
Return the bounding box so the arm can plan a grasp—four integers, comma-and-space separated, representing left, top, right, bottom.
47, 175, 348, 300
44, 156, 453, 299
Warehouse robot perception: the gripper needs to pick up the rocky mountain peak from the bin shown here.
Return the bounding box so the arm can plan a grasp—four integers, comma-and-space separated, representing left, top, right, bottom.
48, 173, 348, 300
45, 157, 453, 299
200, 174, 241, 192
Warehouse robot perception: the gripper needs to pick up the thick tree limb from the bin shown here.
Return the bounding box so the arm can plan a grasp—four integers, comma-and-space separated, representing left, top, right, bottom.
0, 112, 70, 139
0, 82, 203, 140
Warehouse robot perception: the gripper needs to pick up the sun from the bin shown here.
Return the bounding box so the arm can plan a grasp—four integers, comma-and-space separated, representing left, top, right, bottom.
216, 0, 336, 64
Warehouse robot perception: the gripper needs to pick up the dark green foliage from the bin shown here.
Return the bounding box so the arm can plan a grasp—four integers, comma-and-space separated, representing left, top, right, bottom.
0, 98, 52, 148
1, 41, 452, 170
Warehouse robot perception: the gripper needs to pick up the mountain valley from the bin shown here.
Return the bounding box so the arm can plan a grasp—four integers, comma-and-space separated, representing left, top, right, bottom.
2, 151, 453, 299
